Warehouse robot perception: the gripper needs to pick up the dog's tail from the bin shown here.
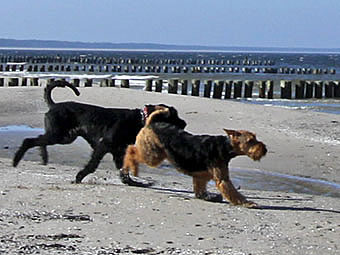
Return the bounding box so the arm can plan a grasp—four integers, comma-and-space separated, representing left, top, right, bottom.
44, 80, 80, 107
145, 108, 170, 126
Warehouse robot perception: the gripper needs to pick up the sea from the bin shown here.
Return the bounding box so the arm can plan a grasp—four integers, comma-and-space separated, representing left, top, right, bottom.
1, 47, 340, 115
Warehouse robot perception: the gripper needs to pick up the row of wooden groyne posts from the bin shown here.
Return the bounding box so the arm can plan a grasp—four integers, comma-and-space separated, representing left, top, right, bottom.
0, 57, 336, 75
2, 76, 340, 100
0, 55, 339, 99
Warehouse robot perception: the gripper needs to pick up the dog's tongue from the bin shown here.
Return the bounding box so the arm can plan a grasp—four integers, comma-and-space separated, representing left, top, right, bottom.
143, 106, 149, 119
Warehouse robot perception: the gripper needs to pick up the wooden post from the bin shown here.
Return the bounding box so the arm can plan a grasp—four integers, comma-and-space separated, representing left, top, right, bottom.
109, 79, 116, 87
224, 81, 232, 99
72, 79, 80, 87
168, 79, 178, 94
280, 80, 292, 99
181, 80, 188, 95
259, 81, 266, 98
145, 79, 153, 91
305, 81, 313, 98
267, 80, 274, 99
204, 80, 212, 98
21, 78, 28, 86
8, 78, 19, 87
121, 79, 129, 88
213, 80, 224, 99
334, 81, 340, 98
233, 81, 242, 99
30, 78, 39, 86
314, 81, 323, 99
100, 79, 109, 87
325, 81, 335, 98
295, 80, 305, 99
192, 79, 200, 96
84, 78, 93, 87
155, 80, 163, 92
244, 81, 253, 98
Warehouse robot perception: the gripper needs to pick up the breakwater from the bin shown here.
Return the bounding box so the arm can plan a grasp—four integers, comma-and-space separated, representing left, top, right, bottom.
1, 51, 339, 99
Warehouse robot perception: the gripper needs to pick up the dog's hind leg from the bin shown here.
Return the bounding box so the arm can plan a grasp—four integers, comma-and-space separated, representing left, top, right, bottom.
192, 172, 223, 202
13, 135, 50, 167
120, 145, 152, 187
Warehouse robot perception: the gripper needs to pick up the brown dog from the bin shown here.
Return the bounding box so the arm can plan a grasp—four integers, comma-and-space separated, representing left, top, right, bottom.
122, 108, 267, 208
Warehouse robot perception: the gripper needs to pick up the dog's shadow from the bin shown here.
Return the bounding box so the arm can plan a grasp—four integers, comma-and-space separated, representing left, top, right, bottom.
148, 185, 340, 214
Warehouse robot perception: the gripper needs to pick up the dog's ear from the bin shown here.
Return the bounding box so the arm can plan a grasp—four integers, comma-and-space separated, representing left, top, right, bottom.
223, 129, 241, 138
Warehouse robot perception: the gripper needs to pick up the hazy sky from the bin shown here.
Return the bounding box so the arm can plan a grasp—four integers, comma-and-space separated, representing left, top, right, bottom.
1, 0, 340, 48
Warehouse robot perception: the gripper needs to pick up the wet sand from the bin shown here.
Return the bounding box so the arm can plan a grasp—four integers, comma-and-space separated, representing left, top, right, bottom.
0, 87, 339, 254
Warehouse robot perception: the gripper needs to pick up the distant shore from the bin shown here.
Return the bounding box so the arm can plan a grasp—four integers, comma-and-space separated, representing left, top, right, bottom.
2, 38, 340, 53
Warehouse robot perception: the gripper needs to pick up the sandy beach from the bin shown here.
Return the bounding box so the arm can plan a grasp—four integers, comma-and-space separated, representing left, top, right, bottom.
0, 86, 339, 254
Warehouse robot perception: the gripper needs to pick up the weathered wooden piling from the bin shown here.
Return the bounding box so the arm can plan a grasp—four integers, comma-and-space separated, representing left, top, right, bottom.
224, 81, 232, 99
244, 81, 253, 98
100, 79, 109, 87
181, 80, 188, 95
30, 78, 39, 86
168, 79, 178, 94
72, 79, 80, 87
280, 81, 292, 99
314, 81, 323, 99
295, 81, 305, 99
334, 81, 340, 98
192, 79, 200, 96
213, 80, 224, 99
108, 79, 115, 87
145, 79, 153, 91
325, 81, 334, 98
233, 81, 242, 99
155, 80, 163, 92
9, 78, 19, 87
267, 80, 274, 99
21, 78, 28, 86
305, 81, 313, 98
204, 80, 212, 98
84, 79, 93, 87
121, 79, 129, 88
259, 81, 266, 98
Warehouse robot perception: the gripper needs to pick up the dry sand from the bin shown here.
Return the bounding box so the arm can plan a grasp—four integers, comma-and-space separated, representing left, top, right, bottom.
0, 87, 339, 254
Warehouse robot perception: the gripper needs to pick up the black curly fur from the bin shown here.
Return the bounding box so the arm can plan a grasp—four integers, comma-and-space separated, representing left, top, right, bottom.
13, 80, 186, 184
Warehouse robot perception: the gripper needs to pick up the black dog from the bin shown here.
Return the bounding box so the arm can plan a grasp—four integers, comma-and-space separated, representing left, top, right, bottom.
13, 80, 186, 185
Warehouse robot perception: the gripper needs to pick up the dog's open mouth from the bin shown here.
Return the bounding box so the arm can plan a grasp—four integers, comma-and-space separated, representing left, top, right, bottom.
143, 106, 149, 118
141, 106, 150, 122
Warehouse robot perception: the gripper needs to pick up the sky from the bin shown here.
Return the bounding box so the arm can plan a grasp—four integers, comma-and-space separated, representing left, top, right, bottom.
1, 0, 340, 49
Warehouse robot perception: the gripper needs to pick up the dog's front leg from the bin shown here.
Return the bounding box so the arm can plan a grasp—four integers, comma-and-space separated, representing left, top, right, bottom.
215, 178, 258, 208
120, 145, 152, 187
74, 144, 107, 183
213, 167, 258, 208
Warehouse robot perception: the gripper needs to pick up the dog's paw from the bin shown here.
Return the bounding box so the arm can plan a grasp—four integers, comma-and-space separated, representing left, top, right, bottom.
119, 170, 153, 187
241, 200, 260, 209
196, 192, 223, 202
71, 179, 82, 184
